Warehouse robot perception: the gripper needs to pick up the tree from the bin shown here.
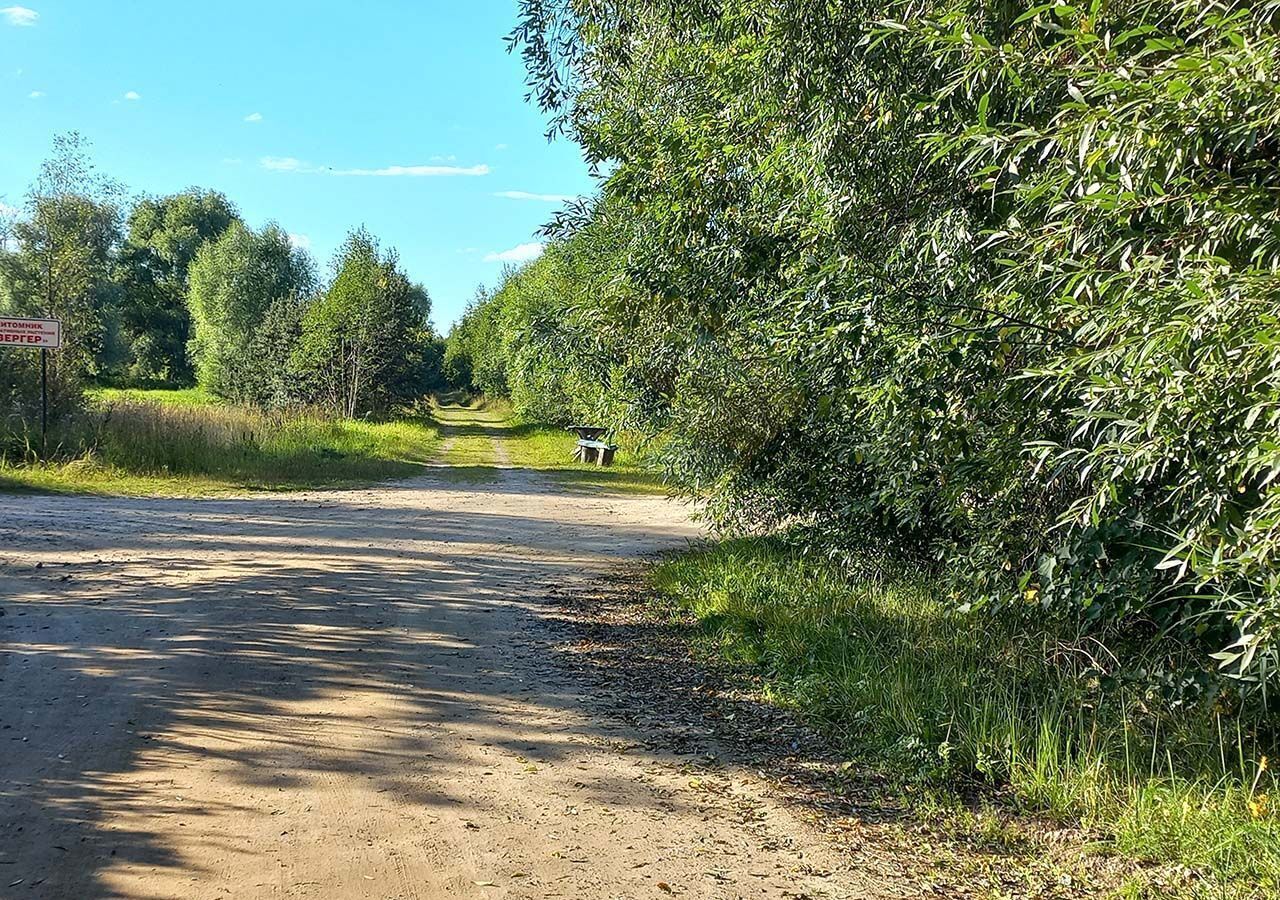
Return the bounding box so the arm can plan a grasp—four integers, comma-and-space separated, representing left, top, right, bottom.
115, 190, 240, 382
187, 222, 313, 400
294, 229, 436, 417
0, 132, 122, 415
506, 0, 1280, 686
238, 294, 311, 409
443, 286, 500, 395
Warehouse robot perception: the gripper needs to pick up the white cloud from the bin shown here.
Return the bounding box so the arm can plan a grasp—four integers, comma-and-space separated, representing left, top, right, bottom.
494, 190, 575, 203
484, 242, 544, 263
259, 156, 489, 177
287, 232, 312, 251
123, 90, 140, 101
494, 143, 508, 151
1, 6, 38, 26
244, 112, 263, 122
0, 201, 18, 217
336, 163, 489, 177
27, 89, 42, 99
261, 156, 305, 171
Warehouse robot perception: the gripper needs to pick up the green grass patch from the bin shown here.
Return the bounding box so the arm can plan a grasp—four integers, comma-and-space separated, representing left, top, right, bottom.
651, 537, 1280, 897
433, 402, 502, 479
428, 401, 666, 493
503, 423, 666, 494
0, 393, 441, 495
86, 386, 220, 407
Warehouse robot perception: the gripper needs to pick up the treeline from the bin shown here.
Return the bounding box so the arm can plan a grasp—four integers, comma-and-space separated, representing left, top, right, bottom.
0, 133, 441, 442
448, 0, 1280, 694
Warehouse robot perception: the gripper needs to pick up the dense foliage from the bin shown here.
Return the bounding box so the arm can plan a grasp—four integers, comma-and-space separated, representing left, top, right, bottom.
116, 190, 240, 383
187, 221, 316, 401
1, 134, 444, 452
294, 230, 439, 417
447, 0, 1280, 690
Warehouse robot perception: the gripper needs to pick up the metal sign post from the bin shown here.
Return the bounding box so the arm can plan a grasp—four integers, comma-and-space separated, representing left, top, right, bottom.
41, 346, 48, 458
0, 317, 63, 458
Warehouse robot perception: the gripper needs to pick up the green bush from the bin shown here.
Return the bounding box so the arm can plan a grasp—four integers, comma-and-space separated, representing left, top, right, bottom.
501, 0, 1280, 689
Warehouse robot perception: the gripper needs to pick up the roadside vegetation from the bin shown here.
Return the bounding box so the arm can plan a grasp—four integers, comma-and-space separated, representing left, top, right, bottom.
88, 386, 216, 407
0, 135, 446, 495
436, 0, 1280, 891
653, 538, 1279, 896
0, 389, 441, 495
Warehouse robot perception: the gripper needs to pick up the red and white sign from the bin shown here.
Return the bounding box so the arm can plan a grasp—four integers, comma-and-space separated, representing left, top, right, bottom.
0, 317, 62, 349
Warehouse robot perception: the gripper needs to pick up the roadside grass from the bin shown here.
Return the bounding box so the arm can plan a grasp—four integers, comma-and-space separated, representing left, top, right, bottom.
430, 398, 667, 493
86, 386, 219, 407
0, 395, 441, 495
434, 401, 502, 478
502, 423, 666, 494
651, 537, 1280, 898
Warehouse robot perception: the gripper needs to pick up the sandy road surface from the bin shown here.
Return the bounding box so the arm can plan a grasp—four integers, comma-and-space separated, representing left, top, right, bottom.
0, 429, 884, 899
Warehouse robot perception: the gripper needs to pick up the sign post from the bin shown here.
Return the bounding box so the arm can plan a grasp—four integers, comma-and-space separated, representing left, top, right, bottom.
41, 346, 48, 458
0, 317, 63, 458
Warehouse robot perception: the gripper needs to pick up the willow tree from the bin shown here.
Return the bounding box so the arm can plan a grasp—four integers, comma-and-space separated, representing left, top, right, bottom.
510, 0, 1280, 684
187, 221, 313, 400
295, 230, 435, 417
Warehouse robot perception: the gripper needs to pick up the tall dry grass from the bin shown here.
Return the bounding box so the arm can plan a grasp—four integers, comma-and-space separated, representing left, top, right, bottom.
1, 395, 441, 492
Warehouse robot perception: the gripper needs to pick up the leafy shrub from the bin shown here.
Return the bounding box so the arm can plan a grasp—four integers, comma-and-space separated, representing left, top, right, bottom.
500, 0, 1280, 688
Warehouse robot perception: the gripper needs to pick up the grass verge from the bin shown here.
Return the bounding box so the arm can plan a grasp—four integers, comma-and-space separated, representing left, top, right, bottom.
0, 395, 441, 496
651, 537, 1280, 898
86, 386, 219, 407
433, 402, 502, 479
502, 423, 665, 494
429, 399, 667, 493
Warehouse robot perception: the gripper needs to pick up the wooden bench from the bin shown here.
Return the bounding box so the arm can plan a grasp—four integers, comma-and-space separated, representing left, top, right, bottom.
566, 425, 608, 442
576, 438, 618, 467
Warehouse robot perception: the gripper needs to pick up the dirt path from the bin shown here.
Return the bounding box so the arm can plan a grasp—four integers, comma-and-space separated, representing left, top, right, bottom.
0, 408, 893, 899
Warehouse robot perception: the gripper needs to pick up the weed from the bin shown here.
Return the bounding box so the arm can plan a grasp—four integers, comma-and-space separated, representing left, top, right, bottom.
652, 537, 1280, 895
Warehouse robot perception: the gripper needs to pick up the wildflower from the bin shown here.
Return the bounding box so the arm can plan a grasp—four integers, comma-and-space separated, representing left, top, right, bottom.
1249, 794, 1269, 820
1024, 586, 1040, 603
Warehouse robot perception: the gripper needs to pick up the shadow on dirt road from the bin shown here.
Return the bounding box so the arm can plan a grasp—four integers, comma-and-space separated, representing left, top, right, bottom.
0, 464, 895, 899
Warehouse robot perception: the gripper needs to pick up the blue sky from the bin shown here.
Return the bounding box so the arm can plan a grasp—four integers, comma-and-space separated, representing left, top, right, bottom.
0, 1, 595, 329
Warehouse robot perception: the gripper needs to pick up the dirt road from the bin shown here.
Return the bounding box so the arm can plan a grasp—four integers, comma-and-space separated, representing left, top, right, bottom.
0, 412, 886, 900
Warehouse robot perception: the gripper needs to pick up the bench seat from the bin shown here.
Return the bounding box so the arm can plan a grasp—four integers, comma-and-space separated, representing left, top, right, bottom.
576, 438, 618, 467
